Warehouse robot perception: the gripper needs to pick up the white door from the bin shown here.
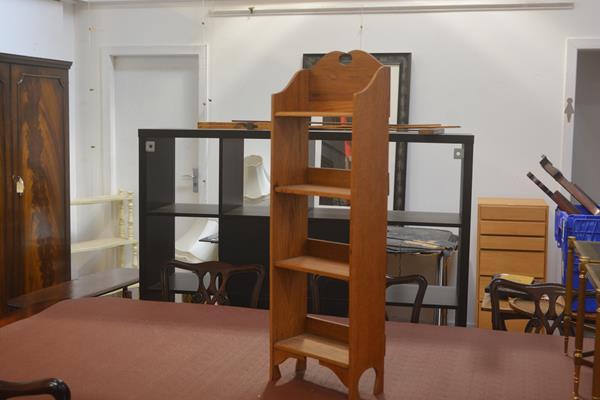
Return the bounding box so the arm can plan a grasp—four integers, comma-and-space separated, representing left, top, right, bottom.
562, 39, 600, 183
570, 50, 600, 202
114, 55, 204, 238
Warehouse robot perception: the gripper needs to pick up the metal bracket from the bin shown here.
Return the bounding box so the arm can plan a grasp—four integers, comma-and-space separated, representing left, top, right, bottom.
453, 147, 463, 160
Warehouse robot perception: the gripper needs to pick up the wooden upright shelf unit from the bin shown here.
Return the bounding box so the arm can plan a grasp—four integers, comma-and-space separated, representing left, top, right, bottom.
269, 51, 390, 399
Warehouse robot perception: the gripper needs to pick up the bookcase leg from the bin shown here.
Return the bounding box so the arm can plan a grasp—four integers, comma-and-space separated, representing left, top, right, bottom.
295, 357, 307, 374
348, 378, 360, 400
270, 363, 281, 381
374, 364, 384, 394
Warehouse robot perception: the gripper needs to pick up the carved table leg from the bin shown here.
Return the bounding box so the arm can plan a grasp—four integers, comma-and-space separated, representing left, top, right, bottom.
565, 237, 575, 355
574, 257, 589, 400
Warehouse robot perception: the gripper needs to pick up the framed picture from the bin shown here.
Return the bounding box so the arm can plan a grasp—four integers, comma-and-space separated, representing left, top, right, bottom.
302, 52, 411, 210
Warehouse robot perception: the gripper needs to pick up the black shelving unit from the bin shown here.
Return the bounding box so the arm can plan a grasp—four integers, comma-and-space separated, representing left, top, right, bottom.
138, 128, 474, 326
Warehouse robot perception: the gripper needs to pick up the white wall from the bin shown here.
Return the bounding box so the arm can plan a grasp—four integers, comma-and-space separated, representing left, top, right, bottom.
0, 0, 81, 271
0, 0, 76, 189
0, 0, 75, 60
67, 0, 600, 323
572, 50, 600, 201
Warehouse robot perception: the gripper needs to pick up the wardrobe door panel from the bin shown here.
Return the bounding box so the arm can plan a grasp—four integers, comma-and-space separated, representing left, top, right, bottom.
11, 64, 70, 295
0, 62, 8, 312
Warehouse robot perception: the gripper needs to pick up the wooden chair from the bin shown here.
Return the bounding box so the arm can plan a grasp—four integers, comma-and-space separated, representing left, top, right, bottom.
0, 378, 70, 399
489, 278, 565, 334
160, 260, 264, 308
310, 274, 428, 323
386, 274, 428, 323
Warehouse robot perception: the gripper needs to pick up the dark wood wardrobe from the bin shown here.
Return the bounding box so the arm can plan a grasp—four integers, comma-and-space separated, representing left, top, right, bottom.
0, 53, 71, 315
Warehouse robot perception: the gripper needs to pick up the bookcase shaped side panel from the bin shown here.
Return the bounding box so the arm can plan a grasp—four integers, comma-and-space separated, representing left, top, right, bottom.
272, 69, 310, 113
348, 66, 390, 380
270, 72, 310, 349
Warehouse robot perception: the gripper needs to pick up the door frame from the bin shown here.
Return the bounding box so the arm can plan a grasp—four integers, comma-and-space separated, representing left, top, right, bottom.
100, 45, 208, 194
561, 38, 600, 183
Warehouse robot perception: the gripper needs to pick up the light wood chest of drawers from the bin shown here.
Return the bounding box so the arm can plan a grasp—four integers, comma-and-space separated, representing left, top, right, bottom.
476, 198, 549, 329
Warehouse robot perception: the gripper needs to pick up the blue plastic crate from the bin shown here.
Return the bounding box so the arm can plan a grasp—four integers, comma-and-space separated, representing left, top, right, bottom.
555, 205, 600, 313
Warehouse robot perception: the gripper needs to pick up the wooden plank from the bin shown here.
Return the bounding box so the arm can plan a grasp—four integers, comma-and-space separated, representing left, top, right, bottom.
479, 205, 547, 222
8, 268, 139, 309
307, 167, 350, 189
274, 255, 349, 280
305, 315, 349, 342
479, 197, 549, 207
274, 333, 349, 368
269, 68, 310, 381
479, 235, 545, 252
197, 121, 271, 130
307, 238, 349, 263
274, 184, 351, 200
348, 61, 389, 392
71, 238, 137, 254
479, 221, 546, 237
71, 194, 129, 205
196, 120, 460, 132
275, 111, 353, 118
479, 250, 545, 277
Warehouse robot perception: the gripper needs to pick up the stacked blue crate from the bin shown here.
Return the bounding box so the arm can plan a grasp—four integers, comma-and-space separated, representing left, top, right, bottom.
555, 205, 600, 313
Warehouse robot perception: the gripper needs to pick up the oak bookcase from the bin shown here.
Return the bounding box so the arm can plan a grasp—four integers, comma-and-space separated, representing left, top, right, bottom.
268, 51, 390, 399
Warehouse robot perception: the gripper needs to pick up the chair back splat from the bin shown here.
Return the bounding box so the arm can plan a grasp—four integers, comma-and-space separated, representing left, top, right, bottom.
490, 278, 565, 334
161, 260, 264, 308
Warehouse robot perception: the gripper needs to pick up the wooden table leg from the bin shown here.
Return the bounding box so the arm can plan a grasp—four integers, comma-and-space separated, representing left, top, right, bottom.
593, 288, 600, 400
565, 237, 575, 355
574, 257, 589, 400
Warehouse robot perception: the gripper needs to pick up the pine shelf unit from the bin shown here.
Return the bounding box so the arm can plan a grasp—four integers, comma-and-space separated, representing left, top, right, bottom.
269, 51, 389, 399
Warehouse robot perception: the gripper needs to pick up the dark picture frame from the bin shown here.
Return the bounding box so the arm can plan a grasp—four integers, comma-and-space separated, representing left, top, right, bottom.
302, 52, 412, 210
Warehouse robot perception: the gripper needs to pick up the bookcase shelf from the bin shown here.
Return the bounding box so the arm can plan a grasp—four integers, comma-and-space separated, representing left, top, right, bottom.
274, 184, 351, 200
147, 203, 219, 217
274, 333, 349, 368
275, 111, 353, 118
275, 255, 350, 280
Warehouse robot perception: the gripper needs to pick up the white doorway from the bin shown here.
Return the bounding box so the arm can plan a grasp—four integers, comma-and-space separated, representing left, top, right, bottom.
562, 39, 600, 186
113, 54, 205, 239
570, 50, 600, 201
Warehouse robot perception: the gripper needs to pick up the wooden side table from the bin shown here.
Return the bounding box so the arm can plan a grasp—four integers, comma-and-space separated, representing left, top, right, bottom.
7, 268, 138, 311
570, 240, 600, 399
